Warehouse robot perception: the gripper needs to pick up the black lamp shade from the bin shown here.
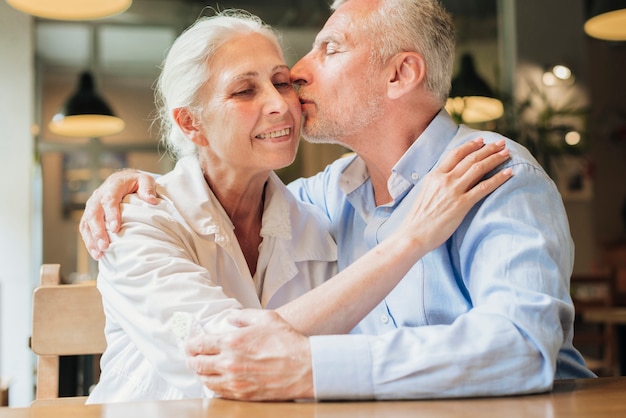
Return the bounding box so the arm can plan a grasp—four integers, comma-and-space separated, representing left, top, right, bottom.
64, 72, 115, 116
446, 53, 503, 124
49, 72, 125, 138
450, 54, 495, 98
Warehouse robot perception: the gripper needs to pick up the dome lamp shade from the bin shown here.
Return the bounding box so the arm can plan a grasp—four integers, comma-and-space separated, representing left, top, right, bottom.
445, 53, 504, 124
6, 0, 132, 21
584, 0, 626, 41
48, 72, 125, 138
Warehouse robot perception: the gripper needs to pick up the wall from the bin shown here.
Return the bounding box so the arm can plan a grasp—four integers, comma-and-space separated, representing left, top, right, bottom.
0, 2, 37, 406
514, 0, 596, 274
587, 40, 626, 248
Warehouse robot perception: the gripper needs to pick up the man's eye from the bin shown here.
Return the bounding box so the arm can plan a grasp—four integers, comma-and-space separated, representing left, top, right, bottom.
325, 43, 339, 55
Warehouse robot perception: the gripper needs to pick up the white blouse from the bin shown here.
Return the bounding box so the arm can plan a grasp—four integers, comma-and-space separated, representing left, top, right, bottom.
88, 157, 337, 403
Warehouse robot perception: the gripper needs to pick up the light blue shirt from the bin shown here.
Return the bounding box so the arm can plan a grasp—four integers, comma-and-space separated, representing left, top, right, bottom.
288, 110, 594, 400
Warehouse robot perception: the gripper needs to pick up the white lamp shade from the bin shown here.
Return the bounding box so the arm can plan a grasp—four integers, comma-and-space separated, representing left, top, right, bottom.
6, 0, 132, 20
49, 114, 125, 138
445, 96, 504, 124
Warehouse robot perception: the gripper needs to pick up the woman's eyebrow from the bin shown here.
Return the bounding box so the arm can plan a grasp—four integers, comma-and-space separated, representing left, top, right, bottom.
232, 71, 259, 82
231, 65, 289, 81
273, 64, 290, 73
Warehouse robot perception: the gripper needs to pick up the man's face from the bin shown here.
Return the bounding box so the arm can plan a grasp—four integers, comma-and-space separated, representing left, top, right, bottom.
290, 0, 383, 147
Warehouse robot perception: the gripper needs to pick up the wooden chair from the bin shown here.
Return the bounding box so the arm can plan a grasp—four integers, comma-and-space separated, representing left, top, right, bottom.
570, 272, 616, 376
604, 239, 626, 306
30, 264, 106, 405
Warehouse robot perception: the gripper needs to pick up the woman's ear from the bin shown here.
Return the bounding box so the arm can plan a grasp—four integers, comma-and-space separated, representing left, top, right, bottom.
386, 52, 426, 100
173, 107, 209, 146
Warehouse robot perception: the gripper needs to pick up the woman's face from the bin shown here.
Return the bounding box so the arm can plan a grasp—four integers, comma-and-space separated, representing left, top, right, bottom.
195, 33, 301, 179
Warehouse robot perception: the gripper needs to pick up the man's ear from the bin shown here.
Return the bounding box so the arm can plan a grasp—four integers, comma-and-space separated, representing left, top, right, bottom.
173, 107, 208, 146
386, 52, 426, 100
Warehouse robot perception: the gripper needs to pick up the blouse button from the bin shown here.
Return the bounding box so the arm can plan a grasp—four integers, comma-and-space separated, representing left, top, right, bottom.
381, 314, 390, 324
411, 172, 419, 181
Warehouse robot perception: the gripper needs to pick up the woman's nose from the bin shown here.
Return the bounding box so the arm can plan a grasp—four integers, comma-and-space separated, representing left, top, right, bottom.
265, 87, 289, 114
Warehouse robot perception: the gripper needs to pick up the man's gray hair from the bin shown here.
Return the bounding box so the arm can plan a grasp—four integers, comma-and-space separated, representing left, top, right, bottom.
329, 0, 455, 105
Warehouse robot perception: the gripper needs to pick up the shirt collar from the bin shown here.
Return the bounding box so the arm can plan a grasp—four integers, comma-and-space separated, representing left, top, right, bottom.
391, 109, 458, 187
157, 157, 292, 242
260, 172, 292, 240
158, 156, 226, 238
341, 109, 459, 199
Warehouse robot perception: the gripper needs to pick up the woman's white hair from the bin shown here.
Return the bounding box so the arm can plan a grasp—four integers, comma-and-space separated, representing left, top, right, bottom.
155, 10, 282, 159
330, 0, 455, 105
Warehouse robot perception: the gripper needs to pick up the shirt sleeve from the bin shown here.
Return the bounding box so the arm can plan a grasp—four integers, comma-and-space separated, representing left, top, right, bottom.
309, 160, 591, 399
97, 197, 243, 396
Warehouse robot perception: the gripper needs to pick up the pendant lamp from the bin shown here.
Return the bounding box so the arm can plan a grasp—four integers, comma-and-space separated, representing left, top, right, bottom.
584, 0, 626, 41
445, 53, 504, 124
48, 72, 125, 138
542, 64, 575, 86
6, 0, 131, 20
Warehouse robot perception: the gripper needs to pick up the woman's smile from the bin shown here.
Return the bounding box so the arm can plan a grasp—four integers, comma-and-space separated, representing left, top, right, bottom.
255, 127, 292, 141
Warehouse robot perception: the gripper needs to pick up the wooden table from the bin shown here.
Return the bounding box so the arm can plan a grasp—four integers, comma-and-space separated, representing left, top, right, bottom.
1, 377, 625, 417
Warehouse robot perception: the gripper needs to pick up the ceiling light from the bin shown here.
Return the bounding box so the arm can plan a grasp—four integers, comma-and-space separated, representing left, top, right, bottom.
445, 53, 504, 124
6, 0, 132, 21
584, 0, 626, 41
565, 131, 582, 146
48, 72, 125, 138
542, 64, 575, 86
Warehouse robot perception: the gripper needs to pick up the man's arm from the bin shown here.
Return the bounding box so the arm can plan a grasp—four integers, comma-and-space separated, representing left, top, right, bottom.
79, 169, 157, 259
275, 140, 512, 337
300, 160, 588, 400
185, 141, 517, 401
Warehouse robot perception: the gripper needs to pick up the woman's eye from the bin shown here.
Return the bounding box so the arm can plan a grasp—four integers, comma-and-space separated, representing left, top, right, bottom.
233, 89, 254, 97
274, 82, 292, 90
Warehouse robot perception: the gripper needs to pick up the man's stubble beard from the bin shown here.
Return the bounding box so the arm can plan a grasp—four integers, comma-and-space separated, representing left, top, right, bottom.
300, 78, 383, 147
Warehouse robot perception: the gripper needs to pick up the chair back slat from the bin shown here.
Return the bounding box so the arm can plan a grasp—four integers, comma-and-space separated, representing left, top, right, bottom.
31, 264, 106, 404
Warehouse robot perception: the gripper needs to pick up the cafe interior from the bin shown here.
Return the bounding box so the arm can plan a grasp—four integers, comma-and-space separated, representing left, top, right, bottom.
1, 0, 626, 411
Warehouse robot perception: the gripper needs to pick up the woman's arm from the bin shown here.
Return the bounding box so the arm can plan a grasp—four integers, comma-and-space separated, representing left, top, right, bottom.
97, 198, 245, 397
275, 139, 512, 336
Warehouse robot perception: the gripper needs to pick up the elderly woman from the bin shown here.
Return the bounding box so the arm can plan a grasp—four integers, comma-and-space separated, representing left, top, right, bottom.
86, 10, 511, 403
